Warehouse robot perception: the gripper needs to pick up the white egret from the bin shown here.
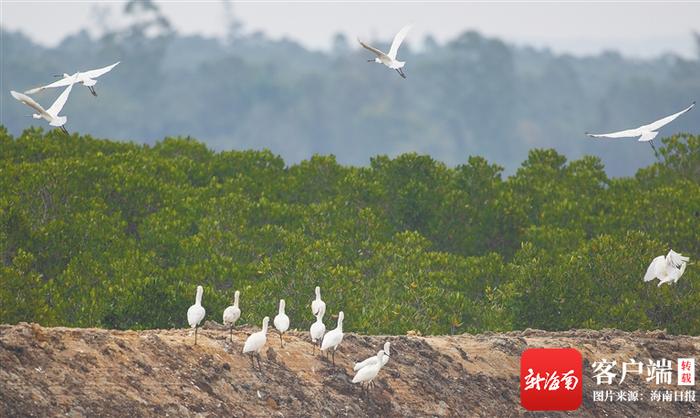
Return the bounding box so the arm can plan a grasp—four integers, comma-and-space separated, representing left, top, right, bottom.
644, 250, 690, 287
586, 101, 695, 157
352, 350, 385, 392
10, 75, 78, 135
26, 62, 120, 97
243, 316, 270, 369
311, 286, 326, 317
222, 290, 241, 342
187, 285, 206, 345
309, 304, 326, 355
354, 342, 391, 371
321, 311, 344, 365
273, 299, 290, 347
358, 25, 412, 79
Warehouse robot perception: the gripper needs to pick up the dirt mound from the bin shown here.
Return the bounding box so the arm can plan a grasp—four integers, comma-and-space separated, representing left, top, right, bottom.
1, 323, 698, 417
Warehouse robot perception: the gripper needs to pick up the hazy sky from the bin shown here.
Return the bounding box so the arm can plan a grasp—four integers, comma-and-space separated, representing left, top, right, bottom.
1, 1, 700, 58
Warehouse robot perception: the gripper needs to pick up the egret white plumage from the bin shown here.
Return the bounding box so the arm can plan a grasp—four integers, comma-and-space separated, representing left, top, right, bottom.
273, 299, 290, 347
311, 286, 325, 316
352, 350, 385, 392
586, 101, 695, 157
26, 62, 120, 97
644, 250, 690, 287
222, 290, 241, 342
10, 75, 78, 135
309, 303, 326, 354
358, 25, 412, 79
321, 311, 344, 365
187, 285, 206, 345
243, 316, 270, 369
354, 342, 391, 371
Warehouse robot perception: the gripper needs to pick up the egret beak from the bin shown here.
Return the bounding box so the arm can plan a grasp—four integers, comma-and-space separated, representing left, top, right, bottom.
53, 74, 62, 78
367, 59, 373, 63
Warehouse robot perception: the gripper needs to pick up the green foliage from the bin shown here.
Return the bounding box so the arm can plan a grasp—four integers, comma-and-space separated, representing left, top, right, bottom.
0, 129, 698, 335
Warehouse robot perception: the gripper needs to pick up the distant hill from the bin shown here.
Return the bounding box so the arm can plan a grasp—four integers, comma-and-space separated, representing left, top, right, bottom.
1, 26, 699, 175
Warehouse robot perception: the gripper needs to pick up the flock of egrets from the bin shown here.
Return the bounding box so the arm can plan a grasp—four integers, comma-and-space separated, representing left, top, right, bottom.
7, 24, 694, 394
187, 285, 391, 391
9, 24, 696, 156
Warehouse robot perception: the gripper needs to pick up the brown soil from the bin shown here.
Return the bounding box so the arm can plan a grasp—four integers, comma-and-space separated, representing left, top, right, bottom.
1, 322, 698, 417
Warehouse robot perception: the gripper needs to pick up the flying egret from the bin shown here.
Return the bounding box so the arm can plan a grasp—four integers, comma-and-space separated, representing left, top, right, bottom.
352, 350, 385, 393
309, 304, 326, 355
273, 299, 290, 347
10, 76, 78, 135
586, 101, 695, 158
354, 342, 391, 371
25, 62, 120, 97
644, 250, 690, 287
222, 290, 241, 342
187, 285, 206, 345
243, 316, 270, 370
358, 25, 412, 79
311, 286, 326, 317
321, 311, 344, 365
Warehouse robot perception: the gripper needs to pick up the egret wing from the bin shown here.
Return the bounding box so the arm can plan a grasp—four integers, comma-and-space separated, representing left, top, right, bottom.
643, 256, 664, 282
642, 102, 695, 132
81, 62, 120, 79
45, 81, 75, 116
10, 91, 51, 119
586, 128, 642, 139
358, 39, 387, 58
669, 262, 687, 283
388, 25, 412, 59
24, 76, 75, 95
666, 250, 689, 268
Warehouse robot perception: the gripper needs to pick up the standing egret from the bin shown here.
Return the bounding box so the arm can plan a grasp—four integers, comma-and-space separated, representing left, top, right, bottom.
187, 285, 206, 346
10, 75, 78, 135
222, 290, 241, 342
311, 286, 326, 317
309, 304, 326, 355
321, 311, 344, 365
358, 25, 412, 79
354, 342, 391, 371
273, 299, 290, 347
352, 350, 385, 393
644, 249, 690, 287
25, 62, 120, 97
243, 316, 270, 370
586, 101, 695, 158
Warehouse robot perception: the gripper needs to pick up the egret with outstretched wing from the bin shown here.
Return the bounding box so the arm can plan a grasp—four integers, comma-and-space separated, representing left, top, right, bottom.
358, 25, 412, 79
643, 249, 690, 287
586, 101, 695, 157
26, 62, 120, 96
11, 74, 77, 135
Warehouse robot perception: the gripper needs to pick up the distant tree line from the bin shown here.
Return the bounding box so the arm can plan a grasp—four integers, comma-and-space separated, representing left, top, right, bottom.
2, 5, 700, 176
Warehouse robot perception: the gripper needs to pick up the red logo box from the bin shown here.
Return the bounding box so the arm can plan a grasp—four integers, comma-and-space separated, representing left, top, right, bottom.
520, 348, 583, 411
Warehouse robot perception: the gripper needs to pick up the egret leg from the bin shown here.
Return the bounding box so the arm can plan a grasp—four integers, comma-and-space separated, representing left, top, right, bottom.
332, 349, 335, 366
649, 140, 660, 160
60, 126, 69, 136
229, 326, 233, 342
89, 86, 97, 96
194, 326, 198, 346
279, 332, 284, 347
396, 68, 406, 79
